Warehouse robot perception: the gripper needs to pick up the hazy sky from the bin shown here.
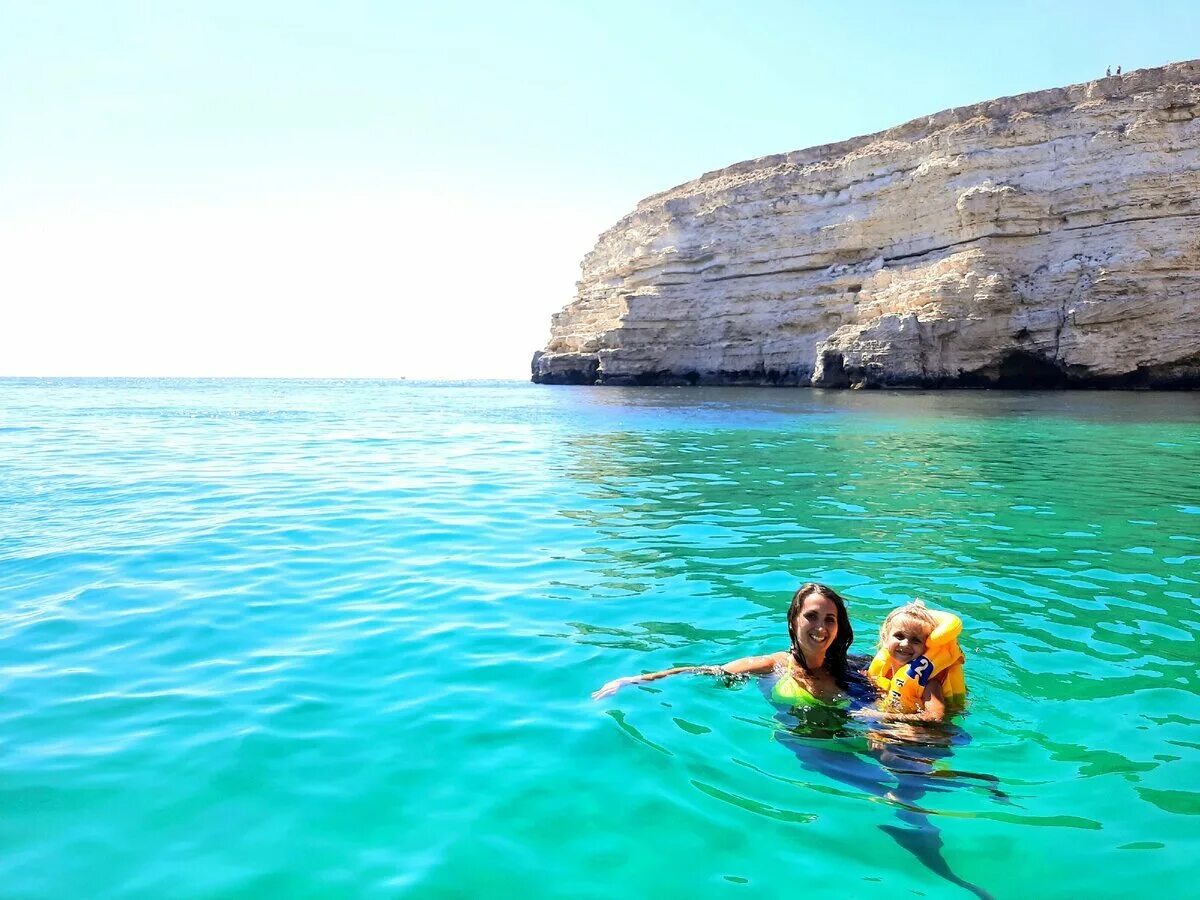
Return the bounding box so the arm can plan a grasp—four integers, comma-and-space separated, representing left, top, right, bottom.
3, 1, 1197, 378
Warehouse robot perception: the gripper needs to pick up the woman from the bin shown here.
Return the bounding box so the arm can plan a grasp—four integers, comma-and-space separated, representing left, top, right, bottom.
591, 582, 855, 704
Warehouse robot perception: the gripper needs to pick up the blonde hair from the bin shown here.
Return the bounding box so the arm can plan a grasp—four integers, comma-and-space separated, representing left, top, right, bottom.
879, 599, 937, 647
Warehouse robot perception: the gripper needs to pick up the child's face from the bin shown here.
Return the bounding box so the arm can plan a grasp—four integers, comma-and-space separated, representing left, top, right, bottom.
885, 619, 929, 665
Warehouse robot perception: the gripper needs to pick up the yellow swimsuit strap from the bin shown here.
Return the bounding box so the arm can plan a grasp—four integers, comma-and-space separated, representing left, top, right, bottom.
772, 659, 848, 709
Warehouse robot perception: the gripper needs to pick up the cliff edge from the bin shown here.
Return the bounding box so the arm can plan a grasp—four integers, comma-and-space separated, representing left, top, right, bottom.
532, 61, 1200, 388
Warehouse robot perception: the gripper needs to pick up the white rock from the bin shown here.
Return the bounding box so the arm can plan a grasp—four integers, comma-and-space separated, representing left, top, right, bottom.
533, 60, 1200, 388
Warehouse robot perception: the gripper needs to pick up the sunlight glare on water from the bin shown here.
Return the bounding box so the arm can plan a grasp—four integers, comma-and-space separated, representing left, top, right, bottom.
1, 379, 1197, 898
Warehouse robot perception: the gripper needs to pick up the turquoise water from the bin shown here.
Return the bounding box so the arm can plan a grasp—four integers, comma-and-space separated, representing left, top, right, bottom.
2, 379, 1198, 898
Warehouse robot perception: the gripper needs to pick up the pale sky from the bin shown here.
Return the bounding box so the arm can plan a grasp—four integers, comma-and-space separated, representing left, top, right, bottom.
3, 1, 1197, 378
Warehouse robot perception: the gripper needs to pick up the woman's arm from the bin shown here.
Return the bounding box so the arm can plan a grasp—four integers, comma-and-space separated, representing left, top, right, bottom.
591, 653, 782, 700
719, 653, 784, 676
591, 665, 718, 700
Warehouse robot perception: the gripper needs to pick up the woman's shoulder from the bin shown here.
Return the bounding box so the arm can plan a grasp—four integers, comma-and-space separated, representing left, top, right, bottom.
768, 650, 792, 669
720, 651, 790, 675
746, 650, 791, 667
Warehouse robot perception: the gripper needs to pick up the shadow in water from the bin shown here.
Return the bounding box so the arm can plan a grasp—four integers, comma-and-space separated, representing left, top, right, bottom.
765, 677, 1002, 900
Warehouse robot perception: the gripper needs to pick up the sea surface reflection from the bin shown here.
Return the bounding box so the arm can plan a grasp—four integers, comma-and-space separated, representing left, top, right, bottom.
0, 380, 1196, 898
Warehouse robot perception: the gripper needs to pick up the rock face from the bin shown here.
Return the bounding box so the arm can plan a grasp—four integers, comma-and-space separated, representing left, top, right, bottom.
532, 61, 1200, 388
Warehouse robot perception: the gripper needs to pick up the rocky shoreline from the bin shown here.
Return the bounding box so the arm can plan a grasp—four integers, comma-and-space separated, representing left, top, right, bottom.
533, 61, 1200, 389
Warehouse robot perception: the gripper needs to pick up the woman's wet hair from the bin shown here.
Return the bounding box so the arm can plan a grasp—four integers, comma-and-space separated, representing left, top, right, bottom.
878, 599, 937, 647
787, 582, 855, 688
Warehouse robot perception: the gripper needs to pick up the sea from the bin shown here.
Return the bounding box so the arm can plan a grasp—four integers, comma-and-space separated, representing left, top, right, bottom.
1, 378, 1197, 898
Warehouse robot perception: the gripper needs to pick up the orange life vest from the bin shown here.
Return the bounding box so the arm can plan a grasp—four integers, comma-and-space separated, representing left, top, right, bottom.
867, 609, 967, 712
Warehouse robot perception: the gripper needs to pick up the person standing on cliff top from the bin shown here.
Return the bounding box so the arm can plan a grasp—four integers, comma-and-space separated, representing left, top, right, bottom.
1106, 66, 1111, 77
1117, 66, 1122, 75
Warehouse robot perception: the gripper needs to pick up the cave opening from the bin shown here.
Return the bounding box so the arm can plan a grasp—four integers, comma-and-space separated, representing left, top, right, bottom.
993, 351, 1068, 388
817, 351, 850, 388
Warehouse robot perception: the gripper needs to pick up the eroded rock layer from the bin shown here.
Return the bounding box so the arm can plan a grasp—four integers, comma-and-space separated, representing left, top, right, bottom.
533, 61, 1200, 388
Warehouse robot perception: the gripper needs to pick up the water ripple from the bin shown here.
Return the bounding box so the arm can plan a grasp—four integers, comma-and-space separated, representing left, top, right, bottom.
1, 380, 1198, 897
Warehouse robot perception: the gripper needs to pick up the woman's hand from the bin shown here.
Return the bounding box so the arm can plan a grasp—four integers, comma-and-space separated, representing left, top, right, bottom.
591, 676, 640, 700
591, 659, 770, 700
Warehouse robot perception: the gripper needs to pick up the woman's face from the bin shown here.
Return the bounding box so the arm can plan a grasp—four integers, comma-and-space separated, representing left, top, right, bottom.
794, 594, 839, 657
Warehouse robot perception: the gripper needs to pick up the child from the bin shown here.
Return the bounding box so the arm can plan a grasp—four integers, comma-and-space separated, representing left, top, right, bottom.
867, 600, 967, 720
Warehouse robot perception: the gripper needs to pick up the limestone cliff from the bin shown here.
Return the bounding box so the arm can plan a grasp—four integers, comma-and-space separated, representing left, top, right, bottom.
532, 61, 1200, 388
